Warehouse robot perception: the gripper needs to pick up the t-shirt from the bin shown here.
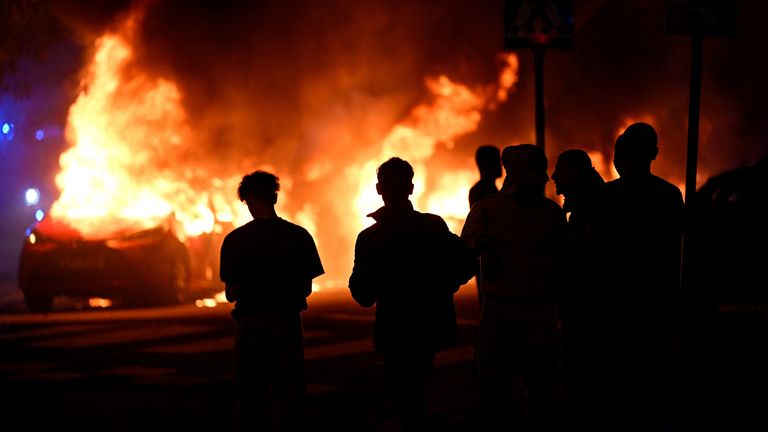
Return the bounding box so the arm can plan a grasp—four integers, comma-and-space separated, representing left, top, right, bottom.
220, 217, 324, 315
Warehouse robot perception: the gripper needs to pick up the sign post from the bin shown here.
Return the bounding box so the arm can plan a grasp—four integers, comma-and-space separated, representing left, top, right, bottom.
504, 0, 573, 152
667, 0, 737, 299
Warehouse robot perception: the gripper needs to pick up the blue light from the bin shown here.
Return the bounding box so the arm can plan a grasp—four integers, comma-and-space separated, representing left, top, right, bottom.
35, 209, 44, 221
25, 188, 41, 206
35, 130, 45, 141
25, 227, 32, 236
1, 123, 9, 134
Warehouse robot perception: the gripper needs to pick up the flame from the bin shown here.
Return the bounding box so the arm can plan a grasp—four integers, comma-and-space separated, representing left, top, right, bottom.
50, 15, 249, 239
88, 297, 113, 308
588, 150, 618, 182
49, 10, 518, 290
353, 54, 519, 233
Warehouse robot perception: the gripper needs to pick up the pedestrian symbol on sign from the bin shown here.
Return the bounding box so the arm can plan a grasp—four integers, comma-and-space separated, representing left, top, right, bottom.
505, 0, 574, 50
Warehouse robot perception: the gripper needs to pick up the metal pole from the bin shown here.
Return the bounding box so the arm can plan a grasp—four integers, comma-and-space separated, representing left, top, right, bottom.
681, 33, 703, 297
685, 34, 703, 206
534, 47, 545, 151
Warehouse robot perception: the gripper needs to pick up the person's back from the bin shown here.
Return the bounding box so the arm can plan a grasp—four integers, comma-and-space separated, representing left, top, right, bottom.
351, 205, 469, 352
349, 157, 474, 431
220, 170, 324, 432
469, 145, 502, 310
552, 149, 606, 429
593, 123, 684, 431
462, 144, 567, 432
222, 218, 319, 315
597, 124, 684, 313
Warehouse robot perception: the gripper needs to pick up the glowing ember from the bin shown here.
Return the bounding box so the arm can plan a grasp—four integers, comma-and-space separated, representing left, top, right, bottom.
88, 298, 113, 308
195, 298, 218, 308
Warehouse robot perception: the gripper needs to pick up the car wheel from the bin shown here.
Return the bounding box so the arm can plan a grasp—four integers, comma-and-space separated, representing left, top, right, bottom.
25, 291, 54, 312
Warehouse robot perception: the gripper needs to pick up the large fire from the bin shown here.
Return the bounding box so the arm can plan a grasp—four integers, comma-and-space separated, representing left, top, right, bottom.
49, 11, 694, 301
48, 12, 521, 295
51, 16, 252, 241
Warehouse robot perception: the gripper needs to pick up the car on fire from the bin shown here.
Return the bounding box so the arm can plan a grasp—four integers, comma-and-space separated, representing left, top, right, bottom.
18, 215, 227, 312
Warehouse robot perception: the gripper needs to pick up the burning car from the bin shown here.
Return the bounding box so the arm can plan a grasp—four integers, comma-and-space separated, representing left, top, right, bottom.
18, 215, 226, 312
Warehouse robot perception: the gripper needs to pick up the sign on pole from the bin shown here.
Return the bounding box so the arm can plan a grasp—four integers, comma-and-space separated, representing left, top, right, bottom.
505, 0, 574, 50
504, 1, 574, 152
667, 0, 737, 36
666, 0, 738, 299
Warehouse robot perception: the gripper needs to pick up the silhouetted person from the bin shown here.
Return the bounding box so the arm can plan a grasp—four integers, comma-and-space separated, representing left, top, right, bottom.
593, 122, 684, 431
462, 144, 567, 432
349, 157, 475, 431
470, 145, 503, 208
220, 170, 325, 432
551, 149, 605, 430
469, 144, 502, 308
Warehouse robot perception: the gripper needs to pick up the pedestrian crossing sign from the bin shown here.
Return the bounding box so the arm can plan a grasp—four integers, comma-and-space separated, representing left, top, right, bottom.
504, 0, 574, 49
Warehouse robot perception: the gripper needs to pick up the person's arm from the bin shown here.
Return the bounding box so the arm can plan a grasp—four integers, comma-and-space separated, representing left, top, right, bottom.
298, 229, 325, 298
225, 282, 238, 303
348, 233, 377, 307
460, 205, 484, 258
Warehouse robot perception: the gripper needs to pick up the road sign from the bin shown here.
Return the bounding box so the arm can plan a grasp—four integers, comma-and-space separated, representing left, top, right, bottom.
666, 0, 737, 36
504, 0, 574, 49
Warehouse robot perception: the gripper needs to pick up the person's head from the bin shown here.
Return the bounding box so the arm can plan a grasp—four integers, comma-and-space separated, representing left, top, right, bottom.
237, 170, 279, 218
376, 157, 414, 204
475, 145, 502, 179
614, 122, 659, 176
501, 144, 549, 200
552, 149, 595, 197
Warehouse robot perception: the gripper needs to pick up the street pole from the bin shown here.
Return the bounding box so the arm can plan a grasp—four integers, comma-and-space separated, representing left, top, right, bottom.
681, 33, 703, 299
534, 46, 545, 151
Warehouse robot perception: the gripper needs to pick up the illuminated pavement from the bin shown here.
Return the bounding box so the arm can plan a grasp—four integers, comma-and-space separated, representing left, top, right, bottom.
2, 280, 765, 432
0, 282, 484, 432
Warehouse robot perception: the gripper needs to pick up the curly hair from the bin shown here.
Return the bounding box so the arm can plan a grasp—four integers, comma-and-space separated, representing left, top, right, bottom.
237, 170, 280, 202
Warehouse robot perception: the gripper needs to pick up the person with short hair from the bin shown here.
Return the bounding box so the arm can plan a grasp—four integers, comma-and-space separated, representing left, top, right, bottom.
349, 157, 475, 431
593, 122, 685, 431
551, 148, 606, 429
462, 144, 567, 432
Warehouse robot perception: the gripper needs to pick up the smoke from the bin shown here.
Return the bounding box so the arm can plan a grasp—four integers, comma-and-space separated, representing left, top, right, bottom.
42, 0, 768, 178
36, 0, 768, 284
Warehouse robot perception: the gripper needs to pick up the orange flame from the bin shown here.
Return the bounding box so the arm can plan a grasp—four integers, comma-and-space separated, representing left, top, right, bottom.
49, 11, 517, 290
50, 16, 251, 240
354, 54, 519, 233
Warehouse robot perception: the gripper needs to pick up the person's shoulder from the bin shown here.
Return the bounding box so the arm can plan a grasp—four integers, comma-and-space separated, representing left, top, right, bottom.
277, 217, 315, 237
603, 177, 623, 190
537, 197, 566, 220
223, 221, 251, 240
541, 196, 565, 212
652, 174, 682, 193
354, 220, 379, 242
420, 211, 447, 223
469, 190, 501, 210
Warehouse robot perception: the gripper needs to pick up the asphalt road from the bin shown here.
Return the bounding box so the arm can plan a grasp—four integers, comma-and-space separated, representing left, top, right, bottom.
0, 284, 484, 432
1, 281, 766, 432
